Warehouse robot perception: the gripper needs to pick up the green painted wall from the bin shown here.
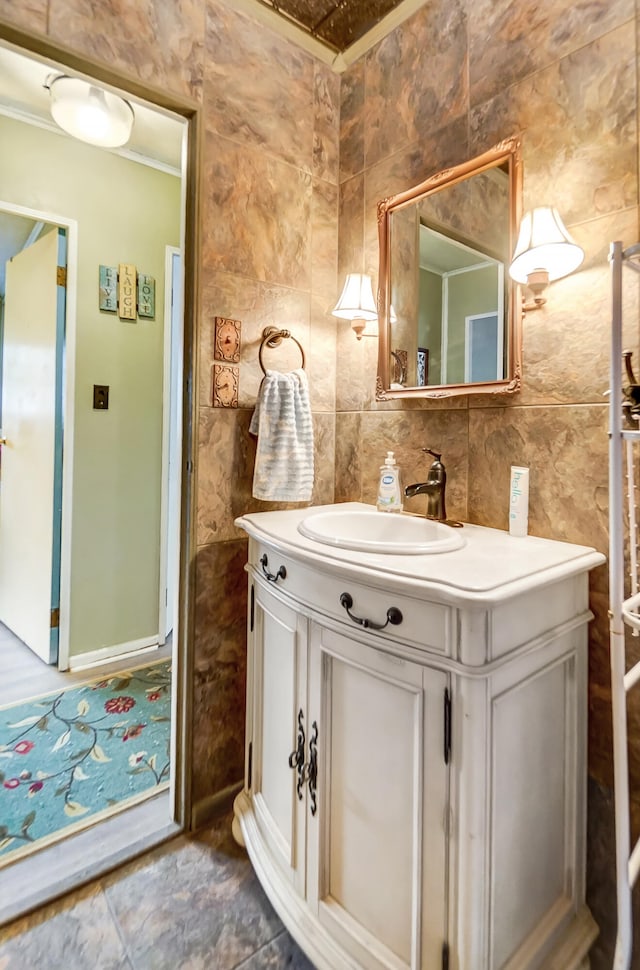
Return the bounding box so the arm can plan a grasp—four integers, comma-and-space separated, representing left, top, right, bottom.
446, 265, 499, 384
0, 115, 181, 658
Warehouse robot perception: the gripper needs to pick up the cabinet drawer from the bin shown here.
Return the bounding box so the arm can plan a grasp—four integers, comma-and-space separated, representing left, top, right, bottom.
250, 540, 452, 657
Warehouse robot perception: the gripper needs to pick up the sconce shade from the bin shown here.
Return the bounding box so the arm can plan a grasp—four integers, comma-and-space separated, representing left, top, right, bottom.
332, 273, 377, 339
509, 207, 584, 284
332, 273, 378, 320
49, 76, 134, 148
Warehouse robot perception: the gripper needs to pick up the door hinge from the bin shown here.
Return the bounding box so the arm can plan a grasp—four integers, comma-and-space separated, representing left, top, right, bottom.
444, 687, 452, 765
50, 608, 60, 629
250, 585, 255, 632
248, 740, 253, 789
56, 266, 67, 287
442, 941, 450, 970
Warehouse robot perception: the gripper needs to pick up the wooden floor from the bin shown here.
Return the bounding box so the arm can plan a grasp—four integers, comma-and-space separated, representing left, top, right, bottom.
0, 622, 172, 708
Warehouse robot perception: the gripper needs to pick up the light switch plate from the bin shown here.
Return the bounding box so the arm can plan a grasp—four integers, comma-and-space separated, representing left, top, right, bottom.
214, 316, 241, 363
93, 384, 109, 409
212, 364, 239, 408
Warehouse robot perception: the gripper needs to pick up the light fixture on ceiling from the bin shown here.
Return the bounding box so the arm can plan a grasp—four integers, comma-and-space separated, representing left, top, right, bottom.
509, 206, 584, 311
47, 75, 135, 148
332, 273, 378, 339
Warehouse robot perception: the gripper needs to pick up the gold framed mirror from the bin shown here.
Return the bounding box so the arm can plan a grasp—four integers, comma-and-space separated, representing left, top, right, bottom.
376, 136, 522, 399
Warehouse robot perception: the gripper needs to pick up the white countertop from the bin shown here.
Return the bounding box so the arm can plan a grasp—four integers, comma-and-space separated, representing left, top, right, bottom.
235, 502, 605, 605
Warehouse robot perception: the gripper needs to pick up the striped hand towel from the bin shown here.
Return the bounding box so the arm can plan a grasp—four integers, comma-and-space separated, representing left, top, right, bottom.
249, 368, 314, 502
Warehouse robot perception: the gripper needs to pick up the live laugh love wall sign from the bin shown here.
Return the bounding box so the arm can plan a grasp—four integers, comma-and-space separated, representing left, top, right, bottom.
99, 264, 156, 320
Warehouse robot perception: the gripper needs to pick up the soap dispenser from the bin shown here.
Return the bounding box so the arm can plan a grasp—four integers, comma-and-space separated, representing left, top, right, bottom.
377, 451, 403, 513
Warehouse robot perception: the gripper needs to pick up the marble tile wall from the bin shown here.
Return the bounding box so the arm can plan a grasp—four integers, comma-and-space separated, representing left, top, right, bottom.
337, 1, 638, 964
196, 0, 339, 806
0, 0, 339, 813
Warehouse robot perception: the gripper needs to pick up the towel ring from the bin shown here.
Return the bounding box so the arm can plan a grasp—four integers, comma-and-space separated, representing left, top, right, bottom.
259, 326, 306, 375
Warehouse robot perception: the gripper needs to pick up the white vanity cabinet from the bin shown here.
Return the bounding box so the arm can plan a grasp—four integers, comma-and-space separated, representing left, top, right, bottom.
233, 504, 605, 970
305, 620, 449, 970
245, 577, 448, 970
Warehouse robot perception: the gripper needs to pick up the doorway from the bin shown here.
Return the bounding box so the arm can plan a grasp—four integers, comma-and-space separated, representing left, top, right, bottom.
0, 203, 178, 871
0, 31, 197, 924
0, 180, 182, 678
0, 221, 67, 665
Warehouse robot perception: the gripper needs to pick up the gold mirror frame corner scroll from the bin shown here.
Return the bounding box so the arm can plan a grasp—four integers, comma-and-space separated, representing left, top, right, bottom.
376, 135, 523, 401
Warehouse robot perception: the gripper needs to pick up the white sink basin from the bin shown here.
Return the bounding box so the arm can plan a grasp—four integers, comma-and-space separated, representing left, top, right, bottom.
298, 509, 465, 555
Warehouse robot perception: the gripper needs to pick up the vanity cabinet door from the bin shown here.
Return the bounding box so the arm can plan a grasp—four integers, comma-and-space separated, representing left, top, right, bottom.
249, 581, 308, 898
306, 622, 449, 970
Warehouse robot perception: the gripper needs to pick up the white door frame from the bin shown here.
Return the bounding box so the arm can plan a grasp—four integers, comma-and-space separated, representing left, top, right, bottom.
158, 245, 183, 642
0, 198, 78, 671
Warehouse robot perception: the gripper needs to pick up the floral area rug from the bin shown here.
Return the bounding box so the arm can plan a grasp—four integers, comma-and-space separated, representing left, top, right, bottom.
0, 659, 171, 866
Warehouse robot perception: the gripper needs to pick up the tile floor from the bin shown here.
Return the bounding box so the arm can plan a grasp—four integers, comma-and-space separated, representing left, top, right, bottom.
0, 810, 315, 969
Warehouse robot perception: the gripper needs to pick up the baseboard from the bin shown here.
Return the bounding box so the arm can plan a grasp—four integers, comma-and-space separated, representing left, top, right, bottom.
191, 781, 243, 832
69, 635, 160, 670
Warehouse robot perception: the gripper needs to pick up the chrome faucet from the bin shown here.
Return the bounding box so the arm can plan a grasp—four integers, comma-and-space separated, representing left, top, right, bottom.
405, 448, 448, 522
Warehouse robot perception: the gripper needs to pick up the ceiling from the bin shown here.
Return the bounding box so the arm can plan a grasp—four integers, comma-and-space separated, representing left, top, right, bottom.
0, 3, 417, 295
420, 227, 499, 275
0, 0, 419, 180
0, 44, 185, 174
252, 0, 410, 52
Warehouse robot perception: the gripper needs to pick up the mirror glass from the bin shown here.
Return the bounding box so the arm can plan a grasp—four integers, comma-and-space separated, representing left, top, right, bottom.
377, 137, 522, 399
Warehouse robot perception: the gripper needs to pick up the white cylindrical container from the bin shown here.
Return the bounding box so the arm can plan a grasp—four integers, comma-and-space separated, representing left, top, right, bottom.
509, 466, 529, 537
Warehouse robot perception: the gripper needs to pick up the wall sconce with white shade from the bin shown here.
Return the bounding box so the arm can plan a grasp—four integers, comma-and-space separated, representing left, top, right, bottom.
47, 75, 135, 148
332, 273, 378, 339
509, 206, 584, 311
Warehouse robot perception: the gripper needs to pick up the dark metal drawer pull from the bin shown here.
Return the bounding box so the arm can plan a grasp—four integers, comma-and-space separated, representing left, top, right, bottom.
339, 592, 403, 630
260, 554, 286, 583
